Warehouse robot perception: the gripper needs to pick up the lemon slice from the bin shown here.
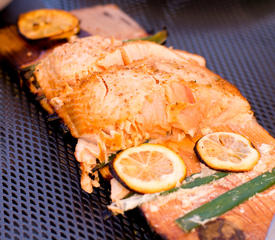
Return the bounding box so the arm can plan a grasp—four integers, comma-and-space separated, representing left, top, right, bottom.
195, 132, 260, 171
111, 144, 187, 194
18, 9, 79, 40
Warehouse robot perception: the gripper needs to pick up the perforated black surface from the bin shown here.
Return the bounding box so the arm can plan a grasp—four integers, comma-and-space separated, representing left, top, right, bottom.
1, 0, 275, 239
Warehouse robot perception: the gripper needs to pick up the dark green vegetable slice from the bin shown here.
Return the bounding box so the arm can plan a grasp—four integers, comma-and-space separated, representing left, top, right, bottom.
161, 171, 229, 196
126, 29, 168, 45
175, 168, 275, 232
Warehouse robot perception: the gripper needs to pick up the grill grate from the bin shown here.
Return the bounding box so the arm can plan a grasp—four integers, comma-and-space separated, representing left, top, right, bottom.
1, 0, 275, 239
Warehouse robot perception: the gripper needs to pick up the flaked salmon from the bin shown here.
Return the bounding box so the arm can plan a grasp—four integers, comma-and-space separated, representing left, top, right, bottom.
29, 36, 274, 239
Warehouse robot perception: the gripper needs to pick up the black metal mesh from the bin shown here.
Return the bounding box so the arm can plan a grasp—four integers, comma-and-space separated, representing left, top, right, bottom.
1, 0, 275, 239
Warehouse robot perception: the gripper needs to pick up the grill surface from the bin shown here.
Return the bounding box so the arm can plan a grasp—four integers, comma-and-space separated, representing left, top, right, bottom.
0, 0, 275, 239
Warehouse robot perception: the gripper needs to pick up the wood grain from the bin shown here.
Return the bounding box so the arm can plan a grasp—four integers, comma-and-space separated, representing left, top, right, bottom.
71, 4, 147, 40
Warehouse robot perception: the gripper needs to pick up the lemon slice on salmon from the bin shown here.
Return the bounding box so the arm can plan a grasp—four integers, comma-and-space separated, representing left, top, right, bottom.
18, 9, 79, 40
195, 132, 260, 171
110, 144, 187, 194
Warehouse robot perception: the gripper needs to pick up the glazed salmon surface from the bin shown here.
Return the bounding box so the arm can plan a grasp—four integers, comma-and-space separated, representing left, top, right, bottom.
33, 36, 274, 239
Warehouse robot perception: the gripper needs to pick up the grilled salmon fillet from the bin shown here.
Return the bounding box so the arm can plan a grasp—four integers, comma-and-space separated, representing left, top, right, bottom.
30, 36, 274, 239
50, 56, 253, 193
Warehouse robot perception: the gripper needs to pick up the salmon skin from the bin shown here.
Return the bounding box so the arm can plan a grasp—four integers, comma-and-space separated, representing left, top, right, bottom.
29, 36, 274, 239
